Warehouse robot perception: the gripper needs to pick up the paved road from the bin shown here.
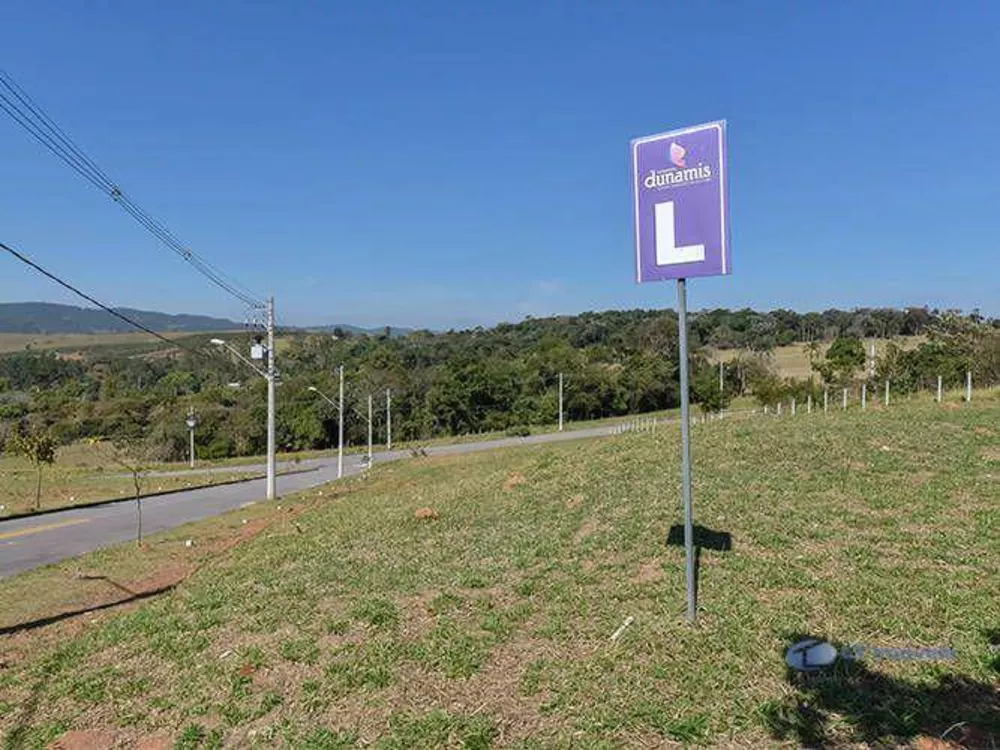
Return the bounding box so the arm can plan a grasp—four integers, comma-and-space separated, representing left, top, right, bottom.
0, 424, 619, 578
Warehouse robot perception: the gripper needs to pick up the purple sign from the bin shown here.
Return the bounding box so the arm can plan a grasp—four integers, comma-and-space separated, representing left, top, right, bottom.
631, 121, 730, 282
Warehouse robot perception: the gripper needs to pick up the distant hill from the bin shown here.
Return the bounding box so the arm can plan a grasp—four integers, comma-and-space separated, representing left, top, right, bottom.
0, 302, 413, 337
0, 302, 242, 334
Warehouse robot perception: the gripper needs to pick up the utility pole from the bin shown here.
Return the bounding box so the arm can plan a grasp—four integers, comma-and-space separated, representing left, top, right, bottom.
266, 296, 276, 501
386, 388, 392, 450
367, 393, 373, 466
558, 372, 564, 432
337, 365, 344, 479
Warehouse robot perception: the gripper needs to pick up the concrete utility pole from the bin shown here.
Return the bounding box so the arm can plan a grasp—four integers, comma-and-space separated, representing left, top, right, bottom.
367, 394, 373, 466
209, 298, 277, 501
386, 388, 392, 450
558, 372, 564, 432
266, 296, 276, 501
338, 365, 344, 479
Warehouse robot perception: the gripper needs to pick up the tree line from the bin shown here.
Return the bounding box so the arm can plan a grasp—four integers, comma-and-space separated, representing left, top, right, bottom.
0, 306, 994, 463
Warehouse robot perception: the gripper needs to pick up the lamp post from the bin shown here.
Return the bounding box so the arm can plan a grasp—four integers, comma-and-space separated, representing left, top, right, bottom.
185, 409, 197, 469
210, 329, 276, 499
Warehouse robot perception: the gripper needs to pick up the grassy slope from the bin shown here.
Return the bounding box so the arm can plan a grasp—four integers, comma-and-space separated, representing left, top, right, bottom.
0, 394, 997, 748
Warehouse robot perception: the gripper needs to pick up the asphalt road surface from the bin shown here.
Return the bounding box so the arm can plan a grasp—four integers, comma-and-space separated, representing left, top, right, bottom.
0, 424, 618, 578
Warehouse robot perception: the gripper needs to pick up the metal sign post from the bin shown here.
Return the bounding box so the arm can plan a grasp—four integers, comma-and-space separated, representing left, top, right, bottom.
631, 120, 730, 624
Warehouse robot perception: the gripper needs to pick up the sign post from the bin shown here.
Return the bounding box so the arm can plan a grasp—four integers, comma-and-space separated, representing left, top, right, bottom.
631, 121, 730, 624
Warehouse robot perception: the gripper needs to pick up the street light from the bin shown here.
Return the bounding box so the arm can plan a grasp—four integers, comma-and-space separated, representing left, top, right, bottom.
185, 409, 198, 469
210, 304, 277, 500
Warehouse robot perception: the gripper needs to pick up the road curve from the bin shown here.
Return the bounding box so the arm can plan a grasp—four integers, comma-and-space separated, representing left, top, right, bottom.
0, 424, 619, 578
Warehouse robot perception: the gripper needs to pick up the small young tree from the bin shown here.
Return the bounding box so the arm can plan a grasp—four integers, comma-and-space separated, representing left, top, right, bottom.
692, 367, 733, 414
7, 424, 57, 510
90, 436, 152, 546
814, 336, 866, 385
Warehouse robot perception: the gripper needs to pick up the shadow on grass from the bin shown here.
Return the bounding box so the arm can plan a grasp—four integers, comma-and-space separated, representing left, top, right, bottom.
0, 577, 177, 636
762, 632, 1000, 748
666, 524, 732, 603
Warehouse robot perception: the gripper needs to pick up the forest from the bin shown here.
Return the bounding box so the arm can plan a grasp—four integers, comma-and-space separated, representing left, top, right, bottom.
0, 306, 996, 462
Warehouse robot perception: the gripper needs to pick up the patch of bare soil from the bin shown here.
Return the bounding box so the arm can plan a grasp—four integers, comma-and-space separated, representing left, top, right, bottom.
49, 730, 170, 749
634, 560, 663, 583
573, 519, 600, 544
503, 472, 526, 491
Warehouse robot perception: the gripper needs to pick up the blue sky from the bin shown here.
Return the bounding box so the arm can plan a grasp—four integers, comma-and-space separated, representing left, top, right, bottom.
1, 0, 998, 328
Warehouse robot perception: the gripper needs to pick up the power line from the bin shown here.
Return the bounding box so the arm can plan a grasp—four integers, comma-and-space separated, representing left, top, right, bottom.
0, 69, 264, 309
0, 239, 209, 359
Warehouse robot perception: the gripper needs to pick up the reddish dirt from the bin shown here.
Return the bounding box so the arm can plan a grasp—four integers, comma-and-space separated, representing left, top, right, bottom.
48, 730, 171, 749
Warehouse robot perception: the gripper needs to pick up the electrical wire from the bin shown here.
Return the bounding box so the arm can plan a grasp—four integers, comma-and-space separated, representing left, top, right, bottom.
1, 240, 210, 359
0, 70, 264, 308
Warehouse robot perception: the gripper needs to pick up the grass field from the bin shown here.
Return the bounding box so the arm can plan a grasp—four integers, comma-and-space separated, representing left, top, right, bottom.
712, 336, 925, 380
0, 393, 997, 747
0, 331, 298, 356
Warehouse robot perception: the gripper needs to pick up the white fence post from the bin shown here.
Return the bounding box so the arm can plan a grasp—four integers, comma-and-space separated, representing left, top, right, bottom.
862, 383, 867, 410
937, 375, 942, 403
807, 395, 812, 414
824, 389, 829, 414
884, 380, 890, 407
966, 371, 972, 402
791, 398, 796, 416
842, 387, 847, 410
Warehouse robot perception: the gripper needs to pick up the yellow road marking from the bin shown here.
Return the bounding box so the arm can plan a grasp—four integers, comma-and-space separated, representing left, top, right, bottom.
0, 517, 90, 541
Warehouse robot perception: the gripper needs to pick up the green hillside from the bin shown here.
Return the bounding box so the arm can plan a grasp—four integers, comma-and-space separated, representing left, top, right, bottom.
2, 394, 997, 747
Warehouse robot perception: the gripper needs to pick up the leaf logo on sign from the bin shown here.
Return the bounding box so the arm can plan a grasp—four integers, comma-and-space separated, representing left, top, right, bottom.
669, 142, 687, 168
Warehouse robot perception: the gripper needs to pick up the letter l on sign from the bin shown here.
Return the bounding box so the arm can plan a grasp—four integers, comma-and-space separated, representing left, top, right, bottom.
654, 201, 705, 265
